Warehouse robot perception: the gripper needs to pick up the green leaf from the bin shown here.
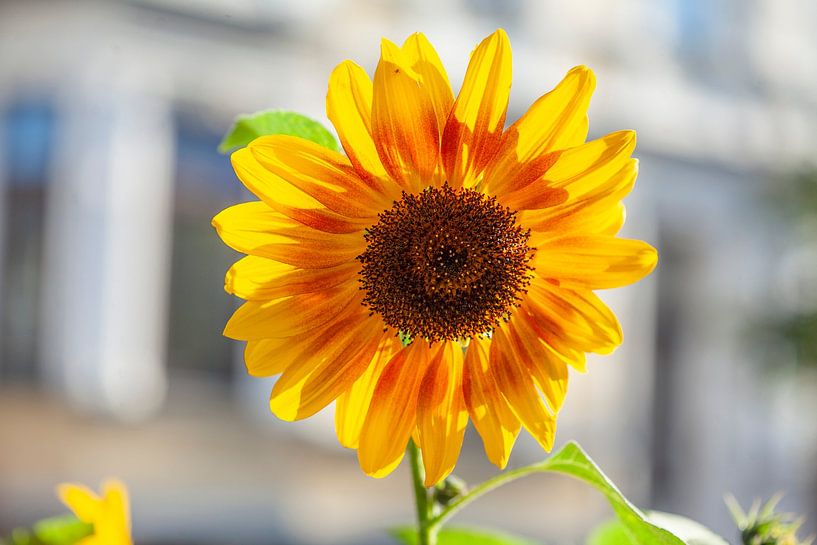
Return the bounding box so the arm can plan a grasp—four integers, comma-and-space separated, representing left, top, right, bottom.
538, 442, 685, 545
2, 516, 92, 545
32, 515, 93, 545
546, 445, 729, 545
588, 513, 729, 545
391, 526, 542, 545
390, 442, 725, 545
646, 512, 730, 545
218, 110, 339, 154
588, 519, 634, 545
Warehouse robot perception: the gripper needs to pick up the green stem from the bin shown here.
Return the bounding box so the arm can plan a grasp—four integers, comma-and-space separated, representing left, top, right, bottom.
408, 440, 436, 545
427, 461, 548, 533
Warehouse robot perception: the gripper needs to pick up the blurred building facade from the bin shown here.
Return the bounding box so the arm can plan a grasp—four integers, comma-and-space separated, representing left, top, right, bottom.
1, 0, 816, 543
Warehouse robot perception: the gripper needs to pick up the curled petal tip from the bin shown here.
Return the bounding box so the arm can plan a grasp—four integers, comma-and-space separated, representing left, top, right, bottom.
569, 64, 594, 76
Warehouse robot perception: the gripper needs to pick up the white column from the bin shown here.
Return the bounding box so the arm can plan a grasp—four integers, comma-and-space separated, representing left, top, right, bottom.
42, 80, 174, 421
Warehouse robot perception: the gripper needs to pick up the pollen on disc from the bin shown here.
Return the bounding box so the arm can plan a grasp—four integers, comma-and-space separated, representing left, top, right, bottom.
357, 184, 534, 342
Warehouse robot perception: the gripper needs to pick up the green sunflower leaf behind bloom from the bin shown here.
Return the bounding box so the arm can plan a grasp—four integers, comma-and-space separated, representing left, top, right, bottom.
391, 526, 542, 545
218, 109, 340, 153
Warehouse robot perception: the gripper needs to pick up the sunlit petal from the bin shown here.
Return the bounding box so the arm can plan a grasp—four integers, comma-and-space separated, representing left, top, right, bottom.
372, 39, 440, 190
462, 337, 520, 469
327, 60, 389, 182
442, 29, 512, 188
486, 66, 595, 195
358, 341, 432, 477
416, 341, 468, 486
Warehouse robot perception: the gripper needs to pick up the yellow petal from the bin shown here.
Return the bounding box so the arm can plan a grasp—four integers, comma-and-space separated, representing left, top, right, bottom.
243, 297, 369, 377
490, 326, 556, 451
358, 341, 432, 478
532, 235, 658, 290
499, 129, 635, 217
270, 318, 386, 421
212, 202, 365, 269
327, 60, 389, 182
486, 66, 595, 195
516, 304, 588, 372
462, 337, 519, 469
335, 335, 401, 448
98, 481, 131, 545
525, 279, 623, 355
532, 349, 569, 414
224, 284, 361, 340
521, 158, 636, 236
232, 148, 369, 234
372, 39, 440, 190
401, 33, 454, 135
504, 314, 569, 413
543, 130, 636, 194
527, 199, 629, 238
57, 484, 102, 523
598, 202, 627, 236
495, 181, 568, 212
249, 135, 393, 218
231, 146, 319, 209
442, 29, 511, 188
416, 341, 468, 486
244, 337, 292, 377
58, 481, 132, 545
225, 256, 358, 301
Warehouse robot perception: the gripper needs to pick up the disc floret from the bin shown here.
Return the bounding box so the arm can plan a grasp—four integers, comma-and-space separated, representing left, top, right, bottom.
358, 184, 534, 342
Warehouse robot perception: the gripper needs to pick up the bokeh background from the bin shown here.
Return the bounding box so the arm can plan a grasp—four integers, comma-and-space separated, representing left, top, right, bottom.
1, 0, 816, 543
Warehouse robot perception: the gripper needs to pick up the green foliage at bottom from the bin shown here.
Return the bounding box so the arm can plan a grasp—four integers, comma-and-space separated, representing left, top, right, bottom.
589, 513, 729, 545
537, 442, 687, 545
1, 516, 92, 545
391, 441, 732, 545
391, 526, 541, 545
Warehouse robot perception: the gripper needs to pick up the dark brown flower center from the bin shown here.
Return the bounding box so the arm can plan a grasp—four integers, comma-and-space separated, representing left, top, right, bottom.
357, 184, 534, 342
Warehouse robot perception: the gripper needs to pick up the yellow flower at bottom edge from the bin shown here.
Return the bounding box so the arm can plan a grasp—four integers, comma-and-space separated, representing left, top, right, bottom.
57, 480, 132, 545
213, 29, 658, 486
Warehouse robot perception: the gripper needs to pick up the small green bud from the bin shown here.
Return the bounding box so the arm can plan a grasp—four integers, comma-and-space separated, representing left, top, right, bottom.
433, 474, 468, 506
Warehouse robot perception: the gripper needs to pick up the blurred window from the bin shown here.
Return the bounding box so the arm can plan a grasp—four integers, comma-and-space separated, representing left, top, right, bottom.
675, 0, 716, 66
465, 0, 524, 29
674, 0, 752, 90
0, 99, 55, 381
166, 110, 243, 380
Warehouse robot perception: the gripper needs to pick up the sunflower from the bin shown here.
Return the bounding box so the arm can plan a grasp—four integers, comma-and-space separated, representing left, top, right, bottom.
213, 29, 657, 486
57, 480, 132, 545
